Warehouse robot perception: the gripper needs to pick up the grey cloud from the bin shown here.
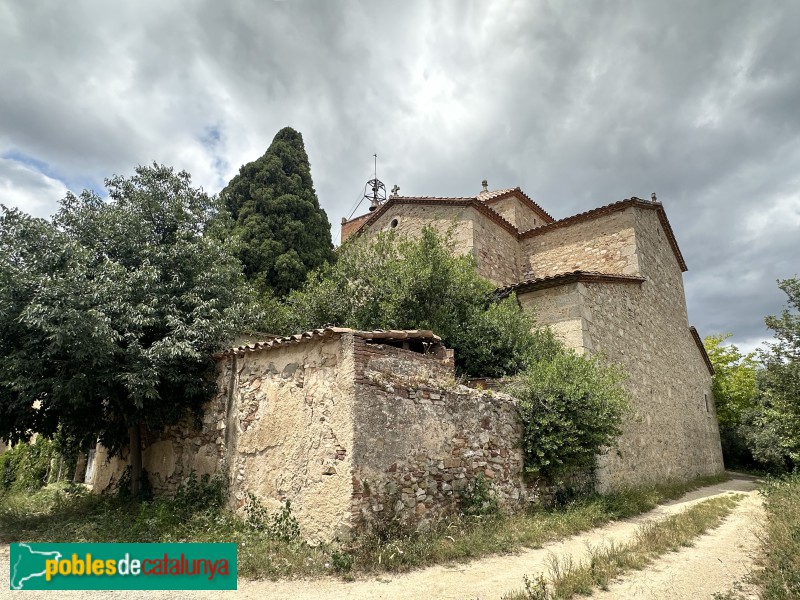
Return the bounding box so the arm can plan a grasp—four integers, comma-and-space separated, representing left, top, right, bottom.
0, 0, 798, 349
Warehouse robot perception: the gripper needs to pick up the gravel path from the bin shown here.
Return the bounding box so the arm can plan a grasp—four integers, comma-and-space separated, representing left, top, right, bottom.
0, 474, 761, 599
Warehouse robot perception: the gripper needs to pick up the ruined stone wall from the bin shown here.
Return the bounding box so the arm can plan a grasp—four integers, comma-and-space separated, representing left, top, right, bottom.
517, 283, 590, 353
470, 211, 520, 286
522, 209, 638, 278
581, 208, 723, 490
223, 336, 357, 545
89, 378, 228, 495
349, 339, 526, 533
366, 203, 474, 257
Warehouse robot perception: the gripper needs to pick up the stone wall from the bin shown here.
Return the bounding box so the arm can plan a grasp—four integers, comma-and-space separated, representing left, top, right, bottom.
350, 339, 526, 532
469, 211, 520, 286
517, 283, 590, 353
365, 203, 474, 257
522, 209, 638, 278
578, 208, 723, 490
486, 196, 542, 233
222, 336, 357, 545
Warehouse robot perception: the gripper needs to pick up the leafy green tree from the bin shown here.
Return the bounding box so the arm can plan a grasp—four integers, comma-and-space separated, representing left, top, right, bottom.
752, 278, 800, 467
221, 127, 334, 296
283, 227, 556, 377
505, 350, 629, 479
703, 334, 758, 427
0, 165, 253, 496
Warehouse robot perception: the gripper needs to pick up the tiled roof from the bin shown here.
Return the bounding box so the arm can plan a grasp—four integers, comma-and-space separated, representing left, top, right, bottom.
479, 187, 555, 222
520, 198, 688, 272
214, 327, 442, 359
342, 187, 553, 238
347, 196, 520, 238
496, 270, 646, 297
689, 326, 715, 375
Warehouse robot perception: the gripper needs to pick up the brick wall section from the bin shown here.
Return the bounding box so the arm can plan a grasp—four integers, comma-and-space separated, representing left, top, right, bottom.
349, 339, 527, 533
522, 208, 638, 279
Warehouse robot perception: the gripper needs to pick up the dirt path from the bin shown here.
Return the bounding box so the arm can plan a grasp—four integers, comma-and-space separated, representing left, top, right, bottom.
0, 474, 761, 600
588, 489, 764, 600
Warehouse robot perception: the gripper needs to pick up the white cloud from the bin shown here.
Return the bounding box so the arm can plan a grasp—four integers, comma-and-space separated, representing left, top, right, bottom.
0, 159, 68, 219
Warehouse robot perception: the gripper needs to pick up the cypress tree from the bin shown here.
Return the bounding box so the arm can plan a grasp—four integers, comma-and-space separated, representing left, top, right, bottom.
221, 127, 334, 296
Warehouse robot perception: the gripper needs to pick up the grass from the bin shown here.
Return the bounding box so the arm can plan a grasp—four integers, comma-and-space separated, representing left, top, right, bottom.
503, 494, 743, 600
750, 473, 800, 599
0, 472, 730, 581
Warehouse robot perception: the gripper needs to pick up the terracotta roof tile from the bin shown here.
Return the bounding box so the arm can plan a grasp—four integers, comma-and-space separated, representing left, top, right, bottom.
214, 327, 442, 359
689, 326, 715, 375
496, 270, 646, 296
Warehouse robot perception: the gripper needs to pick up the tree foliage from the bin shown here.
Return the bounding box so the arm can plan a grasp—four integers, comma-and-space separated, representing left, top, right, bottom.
505, 351, 629, 479
281, 227, 557, 378
752, 278, 800, 467
280, 226, 629, 477
0, 164, 254, 494
221, 127, 334, 296
703, 333, 758, 427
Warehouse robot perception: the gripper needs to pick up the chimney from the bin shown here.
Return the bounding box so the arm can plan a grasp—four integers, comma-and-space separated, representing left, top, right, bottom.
481, 179, 488, 192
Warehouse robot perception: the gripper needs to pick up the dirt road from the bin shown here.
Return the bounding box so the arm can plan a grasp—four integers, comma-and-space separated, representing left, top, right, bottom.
0, 474, 761, 599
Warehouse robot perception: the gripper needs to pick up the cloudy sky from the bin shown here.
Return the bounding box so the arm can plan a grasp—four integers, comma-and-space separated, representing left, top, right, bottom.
1, 1, 798, 352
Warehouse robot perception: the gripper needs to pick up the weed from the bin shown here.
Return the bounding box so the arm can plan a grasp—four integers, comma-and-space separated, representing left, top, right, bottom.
460, 473, 500, 516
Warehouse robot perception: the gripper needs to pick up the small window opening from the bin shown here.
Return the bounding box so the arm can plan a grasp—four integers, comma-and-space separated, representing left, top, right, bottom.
704, 392, 710, 413
390, 218, 399, 228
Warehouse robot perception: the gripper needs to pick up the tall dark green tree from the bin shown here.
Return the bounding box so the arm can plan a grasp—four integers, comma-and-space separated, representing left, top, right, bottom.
0, 164, 254, 496
221, 127, 334, 296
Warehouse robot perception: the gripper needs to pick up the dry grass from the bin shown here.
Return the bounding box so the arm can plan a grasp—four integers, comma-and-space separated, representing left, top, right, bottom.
503, 494, 743, 600
0, 473, 731, 581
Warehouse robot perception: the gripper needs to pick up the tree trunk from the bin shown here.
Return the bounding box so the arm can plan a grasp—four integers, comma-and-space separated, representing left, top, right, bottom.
129, 424, 142, 498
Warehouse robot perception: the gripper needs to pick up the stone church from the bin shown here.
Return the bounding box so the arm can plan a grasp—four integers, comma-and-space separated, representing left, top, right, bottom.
83, 182, 725, 543
340, 182, 724, 491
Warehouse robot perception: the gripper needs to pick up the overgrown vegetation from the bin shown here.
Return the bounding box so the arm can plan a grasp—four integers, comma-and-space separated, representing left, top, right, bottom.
705, 277, 800, 473
0, 473, 728, 580
277, 226, 630, 476
0, 165, 257, 496
751, 473, 800, 599
502, 494, 742, 600
505, 351, 629, 480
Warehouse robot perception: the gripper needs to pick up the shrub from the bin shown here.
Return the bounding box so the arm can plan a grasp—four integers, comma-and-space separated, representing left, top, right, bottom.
505, 350, 629, 479
0, 437, 57, 494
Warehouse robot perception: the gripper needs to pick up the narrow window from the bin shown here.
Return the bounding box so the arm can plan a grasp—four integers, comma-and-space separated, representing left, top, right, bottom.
704, 392, 710, 413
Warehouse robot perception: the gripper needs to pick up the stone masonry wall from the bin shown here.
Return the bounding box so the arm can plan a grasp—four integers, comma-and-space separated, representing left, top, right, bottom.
223, 336, 357, 545
522, 208, 638, 279
486, 196, 543, 233
89, 378, 228, 495
581, 208, 723, 490
349, 338, 526, 533
470, 210, 520, 286
517, 283, 590, 353
366, 203, 474, 257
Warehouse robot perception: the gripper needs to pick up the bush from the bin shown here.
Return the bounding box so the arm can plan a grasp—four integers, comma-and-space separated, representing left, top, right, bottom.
281, 227, 553, 378
0, 437, 57, 494
505, 349, 629, 479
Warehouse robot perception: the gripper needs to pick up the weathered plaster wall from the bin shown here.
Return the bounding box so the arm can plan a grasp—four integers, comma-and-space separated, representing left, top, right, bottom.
224, 336, 357, 545
517, 283, 591, 353
522, 209, 638, 278
581, 208, 723, 490
349, 339, 526, 532
89, 386, 227, 495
